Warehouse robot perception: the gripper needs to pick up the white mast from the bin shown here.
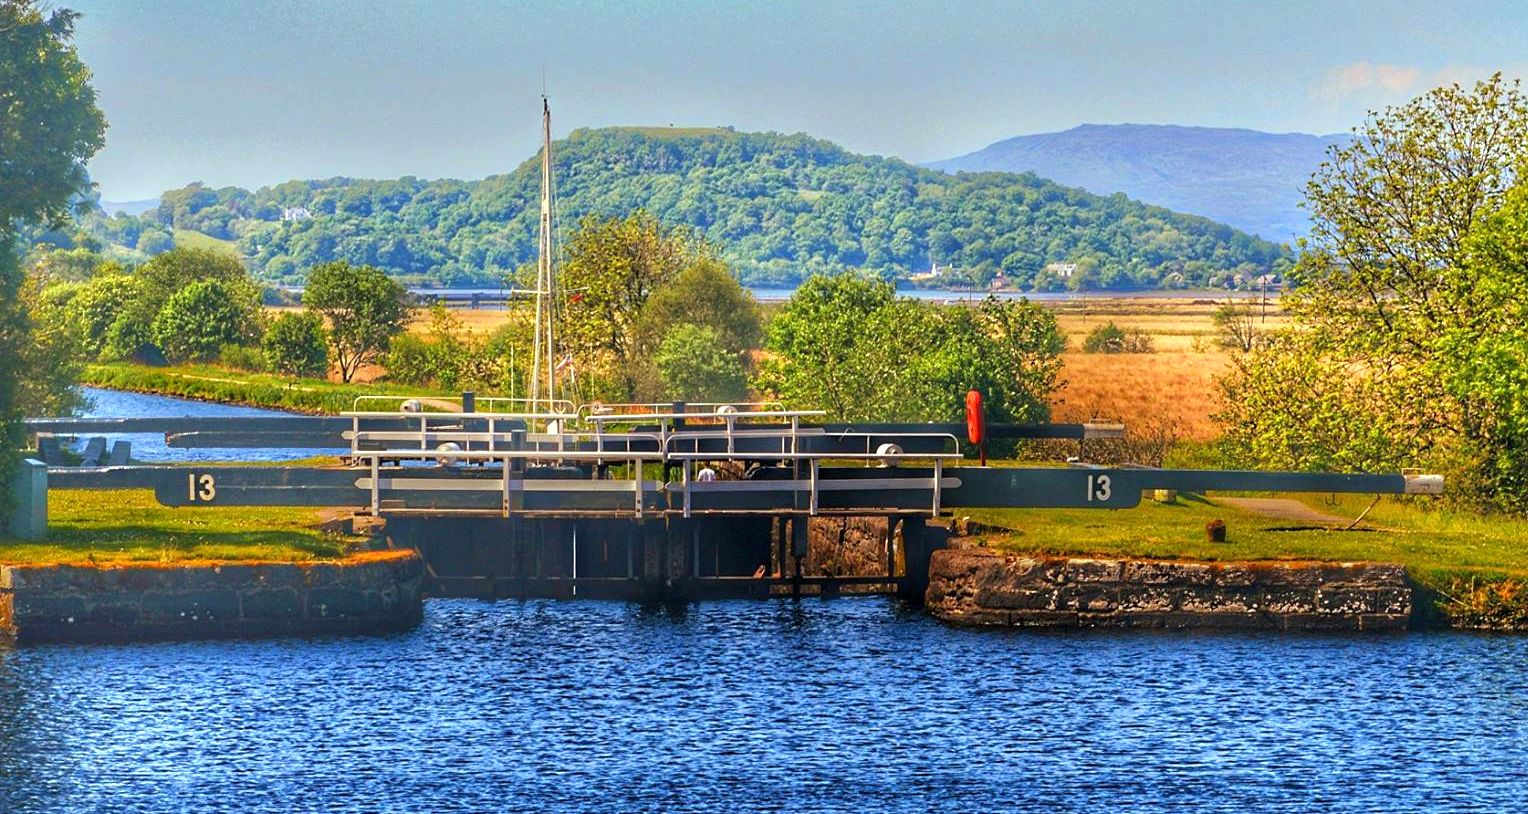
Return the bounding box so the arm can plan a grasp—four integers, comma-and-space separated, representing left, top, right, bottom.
531, 96, 557, 408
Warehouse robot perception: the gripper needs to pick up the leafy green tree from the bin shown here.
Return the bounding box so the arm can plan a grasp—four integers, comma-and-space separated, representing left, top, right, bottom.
0, 3, 106, 229
0, 1, 106, 528
68, 273, 139, 358
559, 212, 700, 399
151, 280, 249, 363
262, 311, 330, 377
655, 324, 749, 402
102, 305, 158, 363
1217, 74, 1528, 508
757, 275, 897, 419
637, 259, 762, 355
12, 277, 89, 418
107, 247, 262, 360
304, 260, 411, 382
759, 275, 1064, 423
135, 228, 172, 255
135, 247, 258, 310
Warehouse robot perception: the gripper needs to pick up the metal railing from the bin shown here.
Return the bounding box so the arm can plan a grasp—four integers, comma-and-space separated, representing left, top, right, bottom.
334, 396, 965, 519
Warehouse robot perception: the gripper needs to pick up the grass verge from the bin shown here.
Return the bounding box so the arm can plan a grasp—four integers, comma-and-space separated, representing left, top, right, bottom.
0, 489, 359, 565
82, 362, 450, 415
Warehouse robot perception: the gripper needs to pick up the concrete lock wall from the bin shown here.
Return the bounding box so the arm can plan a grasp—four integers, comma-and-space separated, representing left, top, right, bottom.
0, 551, 425, 644
926, 548, 1412, 631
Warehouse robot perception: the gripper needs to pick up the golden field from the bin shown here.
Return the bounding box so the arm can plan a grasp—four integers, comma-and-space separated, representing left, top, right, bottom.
273, 293, 1280, 438
1049, 296, 1287, 440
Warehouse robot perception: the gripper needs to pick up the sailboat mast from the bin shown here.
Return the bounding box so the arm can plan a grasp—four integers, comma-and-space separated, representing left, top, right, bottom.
532, 97, 556, 408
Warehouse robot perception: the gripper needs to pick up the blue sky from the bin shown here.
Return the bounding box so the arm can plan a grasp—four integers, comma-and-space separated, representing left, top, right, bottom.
71, 0, 1528, 200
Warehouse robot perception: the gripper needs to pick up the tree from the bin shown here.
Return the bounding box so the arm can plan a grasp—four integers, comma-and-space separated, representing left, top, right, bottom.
108, 247, 262, 360
559, 212, 702, 399
135, 247, 258, 310
1212, 297, 1265, 352
758, 275, 1064, 424
655, 324, 749, 402
0, 3, 107, 229
67, 272, 139, 359
756, 275, 897, 419
0, 1, 107, 529
303, 260, 411, 382
151, 280, 248, 363
637, 259, 762, 355
262, 311, 329, 377
1217, 74, 1528, 509
13, 277, 89, 417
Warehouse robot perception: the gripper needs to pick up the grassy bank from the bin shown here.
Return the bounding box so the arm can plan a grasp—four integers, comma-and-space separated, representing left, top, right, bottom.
963, 493, 1528, 629
0, 489, 358, 564
82, 362, 448, 415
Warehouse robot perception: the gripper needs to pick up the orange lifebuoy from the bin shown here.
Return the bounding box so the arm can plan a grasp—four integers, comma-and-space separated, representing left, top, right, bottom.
965, 389, 984, 446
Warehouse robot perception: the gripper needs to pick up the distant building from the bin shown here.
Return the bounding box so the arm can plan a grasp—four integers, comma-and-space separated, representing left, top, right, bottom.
1045, 262, 1078, 278
281, 206, 314, 222
911, 261, 950, 283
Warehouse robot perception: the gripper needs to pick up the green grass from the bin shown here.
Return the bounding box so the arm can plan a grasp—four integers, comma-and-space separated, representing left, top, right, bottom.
172, 228, 240, 255
0, 490, 358, 564
82, 362, 453, 415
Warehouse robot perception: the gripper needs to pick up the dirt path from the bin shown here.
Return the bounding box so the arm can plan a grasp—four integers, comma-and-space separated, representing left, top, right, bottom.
1216, 497, 1375, 529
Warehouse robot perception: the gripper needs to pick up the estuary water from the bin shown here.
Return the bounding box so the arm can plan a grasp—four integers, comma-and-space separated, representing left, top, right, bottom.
1, 599, 1527, 813
4, 389, 1525, 811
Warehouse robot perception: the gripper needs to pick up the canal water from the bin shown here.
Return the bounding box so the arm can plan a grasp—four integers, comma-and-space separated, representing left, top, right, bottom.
77, 387, 344, 462
3, 389, 1524, 811
2, 600, 1526, 812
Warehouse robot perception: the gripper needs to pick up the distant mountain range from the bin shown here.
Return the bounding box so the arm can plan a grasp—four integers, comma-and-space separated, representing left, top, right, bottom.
928, 124, 1348, 242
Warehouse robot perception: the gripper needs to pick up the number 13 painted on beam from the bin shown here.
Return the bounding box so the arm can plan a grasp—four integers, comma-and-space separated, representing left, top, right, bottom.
187, 473, 217, 503
1086, 474, 1112, 502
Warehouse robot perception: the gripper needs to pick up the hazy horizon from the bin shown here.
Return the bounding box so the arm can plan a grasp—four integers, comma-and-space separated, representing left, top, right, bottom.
71, 0, 1528, 200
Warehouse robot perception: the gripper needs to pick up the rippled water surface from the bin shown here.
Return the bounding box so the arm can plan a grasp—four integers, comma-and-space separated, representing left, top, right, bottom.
2, 598, 1525, 813
78, 387, 341, 462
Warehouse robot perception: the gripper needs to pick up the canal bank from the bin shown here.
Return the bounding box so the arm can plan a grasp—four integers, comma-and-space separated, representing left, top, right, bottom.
0, 550, 424, 644
925, 547, 1413, 631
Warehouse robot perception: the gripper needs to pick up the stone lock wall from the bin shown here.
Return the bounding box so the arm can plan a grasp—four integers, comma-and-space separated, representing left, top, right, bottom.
0, 550, 425, 644
927, 548, 1412, 632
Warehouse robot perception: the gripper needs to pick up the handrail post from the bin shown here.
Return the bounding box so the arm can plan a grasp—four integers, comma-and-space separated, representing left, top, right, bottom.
501, 454, 511, 518
932, 458, 943, 516
682, 459, 692, 519
370, 456, 380, 516
632, 457, 643, 518
809, 458, 819, 515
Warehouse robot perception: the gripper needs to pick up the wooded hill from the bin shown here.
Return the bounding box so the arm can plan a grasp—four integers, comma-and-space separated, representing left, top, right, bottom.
90, 127, 1290, 289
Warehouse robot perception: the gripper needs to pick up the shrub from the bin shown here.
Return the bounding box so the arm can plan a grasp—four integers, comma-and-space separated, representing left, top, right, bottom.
151, 279, 248, 363
1082, 322, 1154, 354
219, 343, 269, 373
262, 311, 329, 377
102, 309, 158, 363
68, 274, 140, 359
381, 333, 436, 387
655, 323, 749, 402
